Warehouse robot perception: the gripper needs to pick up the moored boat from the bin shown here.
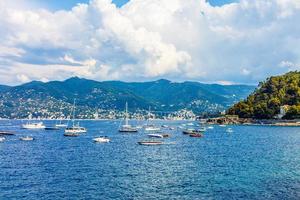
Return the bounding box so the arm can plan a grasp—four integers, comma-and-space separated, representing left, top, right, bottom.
93, 136, 110, 143
147, 133, 164, 138
21, 122, 45, 129
20, 136, 34, 141
119, 102, 138, 133
138, 141, 163, 146
65, 99, 87, 134
189, 133, 203, 138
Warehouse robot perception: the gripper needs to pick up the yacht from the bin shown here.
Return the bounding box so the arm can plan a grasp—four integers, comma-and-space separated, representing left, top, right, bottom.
143, 107, 161, 132
119, 102, 138, 133
93, 136, 110, 143
21, 122, 45, 129
64, 99, 87, 135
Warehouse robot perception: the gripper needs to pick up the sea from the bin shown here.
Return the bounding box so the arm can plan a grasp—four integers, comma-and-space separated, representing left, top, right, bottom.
0, 120, 300, 200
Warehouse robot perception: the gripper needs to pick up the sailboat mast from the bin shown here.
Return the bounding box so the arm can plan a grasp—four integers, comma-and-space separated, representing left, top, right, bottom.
72, 99, 76, 127
125, 102, 128, 126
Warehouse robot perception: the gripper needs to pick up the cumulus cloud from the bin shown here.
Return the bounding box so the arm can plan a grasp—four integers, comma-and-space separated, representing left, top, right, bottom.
0, 0, 299, 85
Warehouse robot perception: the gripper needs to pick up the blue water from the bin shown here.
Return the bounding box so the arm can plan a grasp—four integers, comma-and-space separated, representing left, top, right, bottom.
1, 120, 300, 200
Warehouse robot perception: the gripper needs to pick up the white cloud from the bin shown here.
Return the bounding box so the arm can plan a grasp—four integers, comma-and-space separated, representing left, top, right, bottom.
0, 0, 299, 85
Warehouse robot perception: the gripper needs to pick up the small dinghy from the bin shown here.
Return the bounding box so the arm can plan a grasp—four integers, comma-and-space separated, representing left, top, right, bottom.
138, 141, 163, 146
0, 137, 5, 142
20, 136, 34, 141
93, 136, 110, 143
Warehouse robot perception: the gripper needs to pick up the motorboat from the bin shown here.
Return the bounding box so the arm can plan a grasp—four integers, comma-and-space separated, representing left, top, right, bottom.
119, 102, 138, 133
226, 128, 233, 133
147, 133, 164, 138
55, 124, 68, 128
20, 136, 34, 141
219, 124, 226, 127
0, 137, 5, 142
65, 126, 87, 133
93, 136, 110, 143
207, 126, 214, 129
182, 128, 204, 135
138, 140, 163, 146
144, 125, 160, 131
21, 122, 45, 129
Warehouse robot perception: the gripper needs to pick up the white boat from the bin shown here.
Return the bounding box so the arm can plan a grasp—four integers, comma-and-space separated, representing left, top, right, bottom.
147, 133, 164, 138
199, 127, 207, 132
226, 128, 233, 133
219, 124, 226, 127
65, 99, 87, 134
20, 136, 34, 141
0, 137, 5, 142
21, 122, 45, 129
138, 140, 163, 146
55, 124, 67, 128
65, 126, 87, 133
144, 125, 161, 131
207, 126, 214, 129
119, 102, 138, 133
93, 136, 110, 143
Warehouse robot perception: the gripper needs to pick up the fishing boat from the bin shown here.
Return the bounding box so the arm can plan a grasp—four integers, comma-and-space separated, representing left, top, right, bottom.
93, 136, 110, 143
119, 102, 138, 133
21, 122, 45, 129
65, 99, 87, 134
147, 133, 164, 138
138, 140, 163, 146
20, 136, 34, 141
0, 137, 5, 142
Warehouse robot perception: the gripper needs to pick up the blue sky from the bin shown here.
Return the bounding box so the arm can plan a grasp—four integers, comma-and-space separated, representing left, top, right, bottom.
0, 0, 298, 85
33, 0, 238, 10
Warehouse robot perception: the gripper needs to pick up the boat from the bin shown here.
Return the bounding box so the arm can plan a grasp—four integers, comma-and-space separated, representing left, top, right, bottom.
144, 125, 161, 131
93, 136, 110, 143
65, 99, 87, 134
20, 136, 34, 141
143, 107, 160, 131
138, 141, 163, 146
0, 137, 5, 142
55, 124, 67, 128
207, 126, 214, 129
21, 122, 45, 129
45, 127, 60, 130
147, 133, 164, 138
118, 102, 138, 133
199, 127, 207, 132
182, 128, 204, 135
189, 133, 203, 138
219, 124, 226, 127
63, 133, 80, 137
226, 128, 233, 133
0, 131, 15, 136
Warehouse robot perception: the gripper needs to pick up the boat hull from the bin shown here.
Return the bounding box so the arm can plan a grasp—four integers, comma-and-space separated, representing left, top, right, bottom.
138, 141, 163, 145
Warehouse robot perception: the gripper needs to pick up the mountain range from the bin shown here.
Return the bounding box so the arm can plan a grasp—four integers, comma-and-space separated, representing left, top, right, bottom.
0, 77, 255, 118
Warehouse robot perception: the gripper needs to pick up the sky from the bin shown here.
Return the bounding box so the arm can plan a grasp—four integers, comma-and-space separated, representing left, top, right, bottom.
0, 0, 299, 86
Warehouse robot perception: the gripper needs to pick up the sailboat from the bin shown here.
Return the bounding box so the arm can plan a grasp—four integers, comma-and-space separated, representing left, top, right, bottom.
64, 99, 87, 136
55, 107, 68, 128
118, 102, 138, 133
144, 106, 160, 131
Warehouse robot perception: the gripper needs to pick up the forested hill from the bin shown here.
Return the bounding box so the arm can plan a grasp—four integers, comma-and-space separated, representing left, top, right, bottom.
227, 71, 300, 119
0, 77, 254, 119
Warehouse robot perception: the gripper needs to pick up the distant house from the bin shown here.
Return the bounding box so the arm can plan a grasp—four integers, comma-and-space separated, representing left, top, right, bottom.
275, 105, 289, 119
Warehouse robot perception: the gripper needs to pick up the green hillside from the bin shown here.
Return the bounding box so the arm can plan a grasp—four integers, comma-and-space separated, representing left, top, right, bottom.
227, 71, 300, 119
